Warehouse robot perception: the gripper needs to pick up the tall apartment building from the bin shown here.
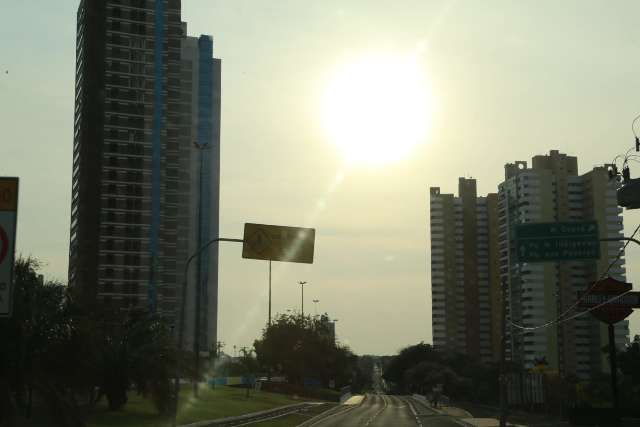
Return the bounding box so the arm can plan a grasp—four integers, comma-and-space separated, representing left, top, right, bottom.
70, 0, 222, 351
429, 178, 502, 363
498, 150, 629, 379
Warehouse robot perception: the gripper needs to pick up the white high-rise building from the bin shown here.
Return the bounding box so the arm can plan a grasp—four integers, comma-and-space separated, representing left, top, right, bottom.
498, 150, 629, 379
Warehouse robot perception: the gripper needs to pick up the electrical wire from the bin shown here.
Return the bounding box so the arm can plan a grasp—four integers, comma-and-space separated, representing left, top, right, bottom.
624, 146, 636, 164
625, 158, 640, 165
555, 289, 634, 326
508, 289, 635, 337
509, 222, 640, 332
612, 154, 624, 168
632, 113, 640, 138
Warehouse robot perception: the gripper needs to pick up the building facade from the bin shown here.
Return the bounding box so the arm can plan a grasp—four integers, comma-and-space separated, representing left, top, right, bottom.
498, 150, 629, 379
178, 30, 221, 352
70, 0, 221, 351
429, 178, 502, 363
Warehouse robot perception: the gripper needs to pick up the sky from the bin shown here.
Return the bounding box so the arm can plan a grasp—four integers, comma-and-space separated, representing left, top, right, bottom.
1, 0, 640, 355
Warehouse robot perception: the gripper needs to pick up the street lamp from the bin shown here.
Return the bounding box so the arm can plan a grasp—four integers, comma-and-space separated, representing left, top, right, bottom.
312, 299, 320, 316
172, 236, 244, 427
192, 141, 209, 399
298, 281, 308, 316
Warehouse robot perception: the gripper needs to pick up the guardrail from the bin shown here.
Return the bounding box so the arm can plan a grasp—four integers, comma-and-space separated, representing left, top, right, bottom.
179, 402, 320, 427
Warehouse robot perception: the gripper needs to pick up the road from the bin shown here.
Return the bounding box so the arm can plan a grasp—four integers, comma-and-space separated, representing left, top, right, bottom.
306, 394, 462, 427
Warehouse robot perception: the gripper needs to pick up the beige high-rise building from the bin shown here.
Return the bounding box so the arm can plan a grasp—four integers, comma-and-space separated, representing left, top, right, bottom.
498, 150, 629, 379
429, 178, 502, 363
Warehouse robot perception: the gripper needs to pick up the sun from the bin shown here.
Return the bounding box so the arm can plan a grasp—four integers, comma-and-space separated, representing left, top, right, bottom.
322, 53, 433, 166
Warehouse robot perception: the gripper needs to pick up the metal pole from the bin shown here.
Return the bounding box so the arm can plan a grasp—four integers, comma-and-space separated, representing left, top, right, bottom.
173, 237, 244, 427
268, 260, 272, 325
298, 281, 307, 317
193, 146, 205, 398
608, 323, 619, 411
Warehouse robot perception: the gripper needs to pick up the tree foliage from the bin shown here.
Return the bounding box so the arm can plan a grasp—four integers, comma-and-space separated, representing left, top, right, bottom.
0, 257, 178, 427
618, 334, 640, 407
253, 313, 356, 388
383, 342, 498, 402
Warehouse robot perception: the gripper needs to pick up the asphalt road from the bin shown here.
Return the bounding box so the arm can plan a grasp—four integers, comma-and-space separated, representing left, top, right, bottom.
307, 394, 462, 427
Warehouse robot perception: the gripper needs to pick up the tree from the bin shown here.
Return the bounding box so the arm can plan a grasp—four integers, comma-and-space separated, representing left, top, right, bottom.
93, 309, 177, 414
0, 257, 85, 427
383, 342, 499, 403
0, 257, 179, 427
253, 313, 356, 388
618, 334, 640, 407
351, 355, 376, 393
238, 347, 259, 397
383, 342, 441, 392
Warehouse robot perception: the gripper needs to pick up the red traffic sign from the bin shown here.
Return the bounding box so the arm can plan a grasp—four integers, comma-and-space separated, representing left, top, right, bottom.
578, 277, 640, 324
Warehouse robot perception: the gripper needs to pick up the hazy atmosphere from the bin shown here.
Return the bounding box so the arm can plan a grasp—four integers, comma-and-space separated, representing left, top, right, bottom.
2, 0, 640, 357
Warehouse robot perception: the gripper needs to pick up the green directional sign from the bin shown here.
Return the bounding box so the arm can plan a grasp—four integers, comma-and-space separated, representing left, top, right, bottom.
515, 221, 600, 262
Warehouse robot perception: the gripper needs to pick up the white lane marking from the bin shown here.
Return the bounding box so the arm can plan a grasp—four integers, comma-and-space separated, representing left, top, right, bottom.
409, 396, 469, 427
364, 394, 389, 426
400, 396, 423, 427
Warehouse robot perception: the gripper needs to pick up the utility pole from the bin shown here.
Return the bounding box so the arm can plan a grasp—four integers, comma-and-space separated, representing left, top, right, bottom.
299, 281, 308, 316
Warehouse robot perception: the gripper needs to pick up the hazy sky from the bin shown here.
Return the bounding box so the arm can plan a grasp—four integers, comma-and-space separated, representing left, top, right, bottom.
1, 0, 640, 355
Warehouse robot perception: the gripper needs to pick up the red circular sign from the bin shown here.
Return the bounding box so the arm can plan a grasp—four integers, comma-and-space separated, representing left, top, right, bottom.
0, 225, 8, 265
585, 277, 633, 324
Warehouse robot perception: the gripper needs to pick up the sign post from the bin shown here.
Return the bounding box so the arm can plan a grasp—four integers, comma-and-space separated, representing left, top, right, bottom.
242, 223, 315, 325
173, 223, 316, 427
0, 177, 18, 319
515, 221, 600, 262
578, 277, 640, 411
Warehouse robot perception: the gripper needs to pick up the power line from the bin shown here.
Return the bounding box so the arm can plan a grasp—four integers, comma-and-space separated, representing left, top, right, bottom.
511, 289, 634, 334
509, 223, 640, 332
632, 113, 640, 138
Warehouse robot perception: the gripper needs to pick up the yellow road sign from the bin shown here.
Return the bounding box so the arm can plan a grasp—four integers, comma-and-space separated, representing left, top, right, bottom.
242, 223, 315, 264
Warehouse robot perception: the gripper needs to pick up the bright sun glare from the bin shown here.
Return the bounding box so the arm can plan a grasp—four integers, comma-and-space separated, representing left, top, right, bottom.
322, 54, 433, 166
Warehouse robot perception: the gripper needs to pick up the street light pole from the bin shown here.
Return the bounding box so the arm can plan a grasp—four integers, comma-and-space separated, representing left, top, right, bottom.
192, 142, 209, 398
299, 281, 308, 316
172, 237, 244, 427
313, 299, 319, 316
268, 260, 272, 325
